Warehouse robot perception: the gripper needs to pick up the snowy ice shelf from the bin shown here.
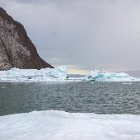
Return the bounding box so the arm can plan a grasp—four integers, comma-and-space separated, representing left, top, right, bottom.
0, 110, 140, 140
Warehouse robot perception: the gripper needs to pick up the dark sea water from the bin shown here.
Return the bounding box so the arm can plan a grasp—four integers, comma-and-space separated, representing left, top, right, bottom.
0, 81, 140, 116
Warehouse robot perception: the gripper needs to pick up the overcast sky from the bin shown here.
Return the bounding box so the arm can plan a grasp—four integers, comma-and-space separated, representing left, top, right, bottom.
1, 0, 140, 73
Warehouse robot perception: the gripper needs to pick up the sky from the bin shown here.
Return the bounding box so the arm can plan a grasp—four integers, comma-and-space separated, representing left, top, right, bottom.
1, 0, 140, 74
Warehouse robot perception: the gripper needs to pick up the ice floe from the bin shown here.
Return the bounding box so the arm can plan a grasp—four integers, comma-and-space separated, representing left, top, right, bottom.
84, 70, 139, 81
0, 110, 140, 140
0, 67, 139, 82
0, 66, 67, 82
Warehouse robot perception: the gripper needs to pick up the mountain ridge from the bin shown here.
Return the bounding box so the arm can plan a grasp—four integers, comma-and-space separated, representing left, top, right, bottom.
0, 7, 53, 70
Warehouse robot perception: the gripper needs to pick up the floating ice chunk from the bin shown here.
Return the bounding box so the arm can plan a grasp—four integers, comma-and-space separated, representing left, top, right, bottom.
84, 70, 137, 81
0, 66, 67, 81
0, 67, 139, 82
0, 110, 140, 140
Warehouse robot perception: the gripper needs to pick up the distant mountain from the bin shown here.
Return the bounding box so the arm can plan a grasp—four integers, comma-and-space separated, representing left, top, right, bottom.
0, 7, 53, 70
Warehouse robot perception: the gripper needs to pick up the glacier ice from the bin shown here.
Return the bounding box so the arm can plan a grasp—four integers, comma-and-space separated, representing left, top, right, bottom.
0, 66, 67, 82
84, 70, 138, 81
0, 110, 140, 140
0, 67, 139, 82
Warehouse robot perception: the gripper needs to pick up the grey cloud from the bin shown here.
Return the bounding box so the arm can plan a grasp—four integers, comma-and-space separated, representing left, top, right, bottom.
2, 0, 140, 71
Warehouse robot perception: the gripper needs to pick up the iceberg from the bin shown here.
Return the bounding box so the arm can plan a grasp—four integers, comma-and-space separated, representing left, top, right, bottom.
0, 110, 140, 140
84, 70, 138, 81
0, 66, 139, 82
0, 66, 67, 82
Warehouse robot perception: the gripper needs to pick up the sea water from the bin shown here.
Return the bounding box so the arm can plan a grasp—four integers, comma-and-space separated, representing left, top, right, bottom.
0, 81, 140, 140
0, 81, 140, 115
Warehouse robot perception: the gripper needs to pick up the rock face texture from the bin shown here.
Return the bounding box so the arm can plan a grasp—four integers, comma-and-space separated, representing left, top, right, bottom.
0, 7, 53, 70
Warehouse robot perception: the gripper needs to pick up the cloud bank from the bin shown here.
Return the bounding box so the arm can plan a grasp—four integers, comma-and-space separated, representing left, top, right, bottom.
1, 0, 140, 72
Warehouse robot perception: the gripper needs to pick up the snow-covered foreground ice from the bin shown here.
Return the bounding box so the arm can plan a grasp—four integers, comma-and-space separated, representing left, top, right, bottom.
0, 110, 140, 140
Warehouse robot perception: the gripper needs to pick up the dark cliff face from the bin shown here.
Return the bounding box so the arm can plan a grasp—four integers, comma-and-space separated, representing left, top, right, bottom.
0, 7, 53, 70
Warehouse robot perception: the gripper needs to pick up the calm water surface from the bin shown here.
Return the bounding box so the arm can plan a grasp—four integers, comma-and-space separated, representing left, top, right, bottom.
0, 81, 140, 115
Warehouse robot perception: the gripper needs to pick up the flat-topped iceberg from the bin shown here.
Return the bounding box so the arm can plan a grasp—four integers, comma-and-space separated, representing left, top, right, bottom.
84, 70, 138, 81
0, 66, 67, 81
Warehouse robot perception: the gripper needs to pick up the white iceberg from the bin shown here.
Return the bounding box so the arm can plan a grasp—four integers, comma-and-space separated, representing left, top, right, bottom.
0, 66, 67, 82
0, 66, 139, 82
84, 70, 138, 81
0, 110, 140, 140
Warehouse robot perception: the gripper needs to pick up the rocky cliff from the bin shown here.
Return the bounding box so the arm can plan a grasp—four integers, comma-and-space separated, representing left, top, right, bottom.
0, 7, 53, 70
